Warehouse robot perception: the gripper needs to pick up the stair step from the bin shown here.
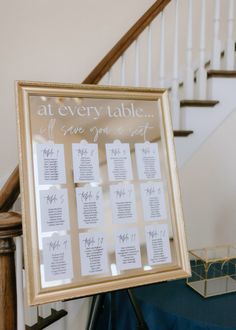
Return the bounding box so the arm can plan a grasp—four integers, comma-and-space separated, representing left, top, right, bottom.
180, 100, 219, 107
173, 130, 193, 137
207, 70, 236, 78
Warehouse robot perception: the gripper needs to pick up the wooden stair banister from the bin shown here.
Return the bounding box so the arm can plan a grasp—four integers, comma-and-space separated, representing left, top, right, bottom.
0, 166, 20, 213
83, 0, 171, 84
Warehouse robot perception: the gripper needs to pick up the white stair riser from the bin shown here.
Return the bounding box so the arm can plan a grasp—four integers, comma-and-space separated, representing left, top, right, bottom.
175, 77, 236, 167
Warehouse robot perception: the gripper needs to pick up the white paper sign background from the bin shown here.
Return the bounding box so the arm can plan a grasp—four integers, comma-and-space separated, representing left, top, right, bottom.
145, 224, 171, 265
110, 183, 137, 224
42, 235, 73, 282
76, 186, 104, 228
135, 142, 162, 180
115, 228, 142, 271
106, 142, 133, 181
39, 188, 70, 232
37, 143, 66, 185
140, 182, 167, 221
79, 232, 108, 276
72, 143, 100, 183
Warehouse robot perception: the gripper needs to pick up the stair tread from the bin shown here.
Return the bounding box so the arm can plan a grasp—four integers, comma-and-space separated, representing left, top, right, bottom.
180, 100, 219, 107
207, 70, 236, 78
173, 130, 193, 137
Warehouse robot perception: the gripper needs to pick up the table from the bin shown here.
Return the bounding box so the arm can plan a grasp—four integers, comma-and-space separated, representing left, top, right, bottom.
95, 280, 236, 330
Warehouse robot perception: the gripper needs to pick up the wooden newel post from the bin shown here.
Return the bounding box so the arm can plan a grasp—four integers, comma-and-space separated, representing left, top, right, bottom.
0, 212, 22, 330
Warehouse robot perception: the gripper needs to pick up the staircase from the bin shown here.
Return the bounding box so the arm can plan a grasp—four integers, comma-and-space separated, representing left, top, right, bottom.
84, 0, 236, 168
1, 0, 236, 329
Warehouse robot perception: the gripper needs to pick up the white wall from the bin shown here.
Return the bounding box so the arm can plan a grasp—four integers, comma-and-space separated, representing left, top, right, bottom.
0, 0, 155, 185
180, 108, 236, 250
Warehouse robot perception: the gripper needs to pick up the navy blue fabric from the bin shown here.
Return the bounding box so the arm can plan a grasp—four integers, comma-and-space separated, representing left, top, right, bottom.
95, 280, 236, 330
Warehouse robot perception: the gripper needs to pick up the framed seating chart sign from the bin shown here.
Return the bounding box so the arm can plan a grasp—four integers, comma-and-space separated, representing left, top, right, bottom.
16, 82, 190, 305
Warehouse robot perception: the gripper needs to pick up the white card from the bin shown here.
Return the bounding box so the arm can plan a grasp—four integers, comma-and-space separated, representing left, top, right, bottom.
36, 143, 66, 185
72, 143, 100, 182
79, 232, 108, 276
42, 235, 73, 281
39, 189, 70, 232
106, 142, 133, 181
110, 183, 136, 224
140, 182, 167, 221
135, 142, 161, 180
76, 186, 104, 228
145, 224, 171, 265
115, 228, 142, 271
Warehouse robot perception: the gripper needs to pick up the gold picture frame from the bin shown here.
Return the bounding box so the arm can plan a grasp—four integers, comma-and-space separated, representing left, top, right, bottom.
16, 81, 190, 305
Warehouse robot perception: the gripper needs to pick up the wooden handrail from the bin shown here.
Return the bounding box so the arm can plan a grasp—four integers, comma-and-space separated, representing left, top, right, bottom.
83, 0, 171, 84
0, 166, 20, 212
0, 0, 171, 213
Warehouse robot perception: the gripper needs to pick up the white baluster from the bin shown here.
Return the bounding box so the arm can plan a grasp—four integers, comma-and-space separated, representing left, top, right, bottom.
134, 38, 140, 86
147, 24, 152, 87
24, 305, 37, 328
15, 236, 25, 330
120, 54, 126, 86
226, 0, 235, 69
197, 0, 207, 99
107, 68, 112, 86
159, 10, 165, 88
184, 0, 194, 99
38, 303, 51, 320
51, 302, 66, 330
171, 0, 180, 129
212, 0, 221, 69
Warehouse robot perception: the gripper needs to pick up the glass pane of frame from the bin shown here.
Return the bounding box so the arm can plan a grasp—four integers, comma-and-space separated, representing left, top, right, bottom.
16, 82, 190, 305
